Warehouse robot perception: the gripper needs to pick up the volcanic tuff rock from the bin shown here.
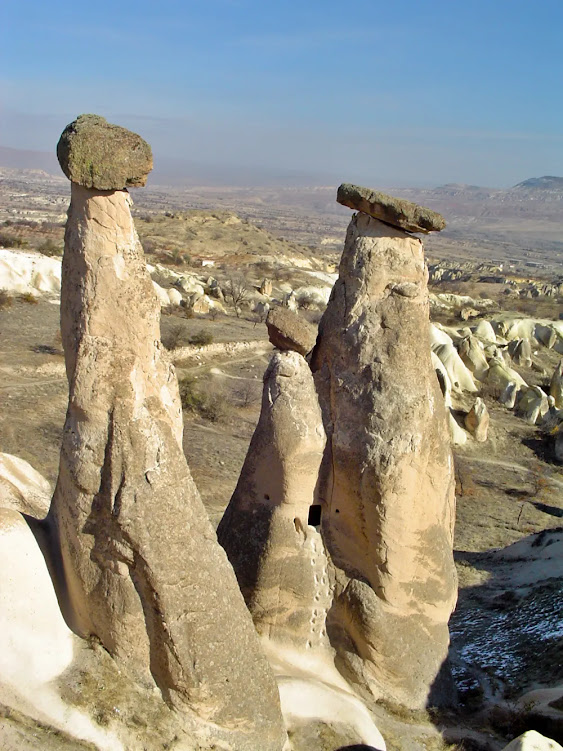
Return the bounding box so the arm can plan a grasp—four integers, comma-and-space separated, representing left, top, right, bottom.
218, 351, 331, 654
550, 360, 563, 408
465, 397, 490, 442
311, 210, 457, 709
266, 305, 318, 356
56, 114, 153, 190
337, 182, 446, 233
45, 163, 284, 746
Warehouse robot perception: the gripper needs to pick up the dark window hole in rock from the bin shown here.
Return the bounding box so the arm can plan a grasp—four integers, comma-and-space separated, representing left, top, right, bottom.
308, 504, 322, 527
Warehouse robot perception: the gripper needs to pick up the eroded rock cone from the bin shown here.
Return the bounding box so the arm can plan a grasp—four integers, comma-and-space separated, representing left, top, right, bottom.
311, 209, 457, 709
465, 397, 490, 442
218, 351, 331, 657
46, 174, 284, 748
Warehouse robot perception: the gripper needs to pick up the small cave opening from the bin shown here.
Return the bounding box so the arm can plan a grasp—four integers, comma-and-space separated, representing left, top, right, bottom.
308, 504, 322, 527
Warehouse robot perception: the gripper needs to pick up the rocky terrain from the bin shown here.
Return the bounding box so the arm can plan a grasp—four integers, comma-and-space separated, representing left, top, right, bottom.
0, 119, 562, 751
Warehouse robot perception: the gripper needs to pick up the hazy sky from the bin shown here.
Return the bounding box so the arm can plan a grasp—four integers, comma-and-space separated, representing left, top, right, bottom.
1, 0, 562, 186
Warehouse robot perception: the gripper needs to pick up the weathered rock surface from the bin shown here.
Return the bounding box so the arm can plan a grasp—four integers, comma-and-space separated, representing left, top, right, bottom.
266, 306, 318, 356
337, 183, 446, 234
311, 212, 457, 709
458, 335, 489, 381
500, 381, 519, 409
218, 351, 330, 655
550, 360, 563, 408
465, 397, 489, 442
517, 386, 549, 425
57, 114, 153, 190
502, 730, 563, 751
45, 181, 284, 749
0, 452, 51, 518
508, 338, 533, 368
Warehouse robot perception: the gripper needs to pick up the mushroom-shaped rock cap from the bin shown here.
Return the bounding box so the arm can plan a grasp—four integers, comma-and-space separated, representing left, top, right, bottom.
337, 182, 446, 233
57, 114, 153, 190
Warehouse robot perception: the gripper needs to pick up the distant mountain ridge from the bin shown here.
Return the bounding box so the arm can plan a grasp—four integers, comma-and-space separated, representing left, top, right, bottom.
513, 175, 563, 190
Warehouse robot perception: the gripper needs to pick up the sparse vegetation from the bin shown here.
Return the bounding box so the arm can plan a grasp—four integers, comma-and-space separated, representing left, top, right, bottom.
161, 322, 188, 350
189, 329, 213, 346
0, 289, 14, 309
37, 238, 63, 257
225, 273, 249, 318
178, 376, 227, 422
19, 292, 39, 304
0, 232, 28, 249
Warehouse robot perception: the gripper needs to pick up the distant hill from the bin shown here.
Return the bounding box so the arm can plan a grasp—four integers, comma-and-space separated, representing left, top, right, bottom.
0, 144, 331, 188
512, 176, 563, 191
0, 146, 59, 174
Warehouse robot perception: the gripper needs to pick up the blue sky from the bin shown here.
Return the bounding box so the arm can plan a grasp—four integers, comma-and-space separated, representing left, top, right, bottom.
1, 0, 562, 186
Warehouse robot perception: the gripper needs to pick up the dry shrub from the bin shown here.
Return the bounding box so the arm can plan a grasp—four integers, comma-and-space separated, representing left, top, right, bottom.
178, 376, 228, 422
0, 289, 13, 309
19, 292, 39, 304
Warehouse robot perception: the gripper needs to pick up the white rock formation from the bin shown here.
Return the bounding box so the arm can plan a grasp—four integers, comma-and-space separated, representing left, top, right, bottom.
502, 730, 563, 751
517, 386, 549, 425
550, 360, 563, 409
0, 248, 61, 297
0, 453, 51, 518
465, 397, 489, 442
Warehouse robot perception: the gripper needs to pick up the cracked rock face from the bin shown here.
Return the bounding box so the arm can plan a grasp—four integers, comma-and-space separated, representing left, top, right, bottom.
46, 182, 284, 749
311, 211, 457, 709
218, 351, 331, 656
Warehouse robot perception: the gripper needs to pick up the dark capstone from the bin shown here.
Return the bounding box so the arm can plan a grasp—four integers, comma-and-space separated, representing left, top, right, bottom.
337, 183, 446, 233
57, 114, 153, 190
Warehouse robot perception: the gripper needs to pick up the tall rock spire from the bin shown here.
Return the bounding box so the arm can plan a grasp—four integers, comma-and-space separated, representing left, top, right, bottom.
311, 186, 457, 709
47, 114, 285, 750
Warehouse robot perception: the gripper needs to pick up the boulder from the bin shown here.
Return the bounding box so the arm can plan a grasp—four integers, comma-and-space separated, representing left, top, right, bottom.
260, 278, 273, 296
266, 306, 318, 356
458, 335, 489, 381
337, 183, 446, 233
431, 352, 468, 446
508, 338, 533, 368
218, 351, 330, 657
500, 381, 520, 409
46, 178, 285, 749
57, 114, 152, 190
465, 398, 489, 442
0, 453, 51, 518
311, 211, 457, 709
517, 386, 549, 425
431, 342, 479, 393
501, 730, 563, 751
550, 360, 563, 408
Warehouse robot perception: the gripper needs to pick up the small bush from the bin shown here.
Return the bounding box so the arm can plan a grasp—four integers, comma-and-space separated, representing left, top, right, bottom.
37, 239, 63, 257
19, 292, 39, 304
178, 376, 227, 422
189, 330, 213, 346
162, 322, 187, 350
0, 232, 28, 249
0, 289, 13, 309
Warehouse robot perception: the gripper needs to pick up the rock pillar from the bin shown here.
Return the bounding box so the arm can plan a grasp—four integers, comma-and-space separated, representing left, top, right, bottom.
47, 115, 285, 750
311, 186, 457, 709
218, 351, 332, 660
